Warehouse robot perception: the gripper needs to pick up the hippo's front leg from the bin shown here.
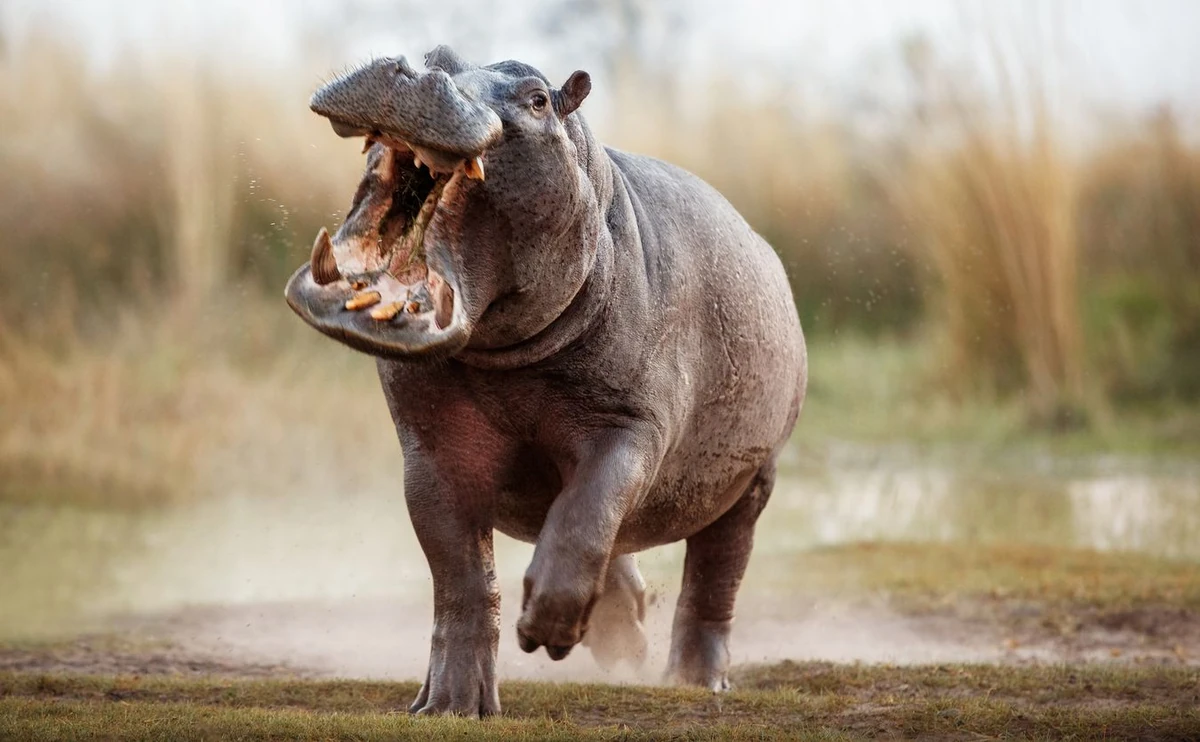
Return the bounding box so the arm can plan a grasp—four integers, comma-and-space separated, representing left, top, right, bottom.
517, 427, 659, 659
403, 454, 501, 717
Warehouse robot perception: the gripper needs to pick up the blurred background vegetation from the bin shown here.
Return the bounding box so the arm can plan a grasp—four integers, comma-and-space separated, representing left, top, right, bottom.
1, 0, 1198, 514
1, 0, 1199, 646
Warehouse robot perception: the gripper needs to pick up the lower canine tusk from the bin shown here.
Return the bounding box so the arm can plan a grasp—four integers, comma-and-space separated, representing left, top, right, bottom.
310, 227, 342, 286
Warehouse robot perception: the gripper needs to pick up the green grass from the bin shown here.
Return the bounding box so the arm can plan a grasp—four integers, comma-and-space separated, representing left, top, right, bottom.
1, 665, 1196, 741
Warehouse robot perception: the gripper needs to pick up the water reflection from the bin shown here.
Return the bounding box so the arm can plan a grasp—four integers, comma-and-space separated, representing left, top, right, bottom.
767, 444, 1200, 559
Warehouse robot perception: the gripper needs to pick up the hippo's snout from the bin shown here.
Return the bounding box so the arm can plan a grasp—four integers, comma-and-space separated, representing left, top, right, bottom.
309, 56, 502, 160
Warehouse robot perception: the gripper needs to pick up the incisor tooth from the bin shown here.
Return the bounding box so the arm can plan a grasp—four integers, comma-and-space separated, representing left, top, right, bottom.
369, 301, 403, 321
414, 153, 423, 169
361, 136, 375, 154
406, 300, 422, 314
345, 290, 381, 311
465, 156, 485, 181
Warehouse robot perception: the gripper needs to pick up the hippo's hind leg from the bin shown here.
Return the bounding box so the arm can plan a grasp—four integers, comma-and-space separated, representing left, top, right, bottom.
583, 553, 648, 669
665, 461, 776, 691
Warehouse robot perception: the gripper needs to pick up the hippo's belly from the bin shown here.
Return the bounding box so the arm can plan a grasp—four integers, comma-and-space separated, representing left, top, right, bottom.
490, 444, 761, 552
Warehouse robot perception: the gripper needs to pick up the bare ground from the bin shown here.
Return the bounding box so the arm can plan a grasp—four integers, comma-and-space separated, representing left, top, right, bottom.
1, 588, 1196, 681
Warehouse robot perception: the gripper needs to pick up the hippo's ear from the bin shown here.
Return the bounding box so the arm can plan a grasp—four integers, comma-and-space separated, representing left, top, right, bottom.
554, 71, 591, 117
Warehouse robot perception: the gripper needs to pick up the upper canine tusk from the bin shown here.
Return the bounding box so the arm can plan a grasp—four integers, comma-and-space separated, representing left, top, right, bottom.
310, 227, 342, 286
465, 156, 485, 181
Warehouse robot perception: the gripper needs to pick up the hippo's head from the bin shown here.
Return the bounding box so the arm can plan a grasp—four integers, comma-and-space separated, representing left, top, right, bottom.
285, 45, 597, 359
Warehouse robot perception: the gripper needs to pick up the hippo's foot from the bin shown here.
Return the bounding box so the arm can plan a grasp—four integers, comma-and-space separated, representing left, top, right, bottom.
583, 554, 648, 670
516, 560, 597, 660
665, 615, 732, 692
410, 627, 500, 717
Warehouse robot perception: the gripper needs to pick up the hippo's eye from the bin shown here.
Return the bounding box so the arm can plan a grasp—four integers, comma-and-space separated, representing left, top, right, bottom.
530, 92, 549, 113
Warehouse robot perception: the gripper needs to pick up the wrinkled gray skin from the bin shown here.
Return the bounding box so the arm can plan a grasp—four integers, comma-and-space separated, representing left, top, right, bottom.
286, 46, 806, 717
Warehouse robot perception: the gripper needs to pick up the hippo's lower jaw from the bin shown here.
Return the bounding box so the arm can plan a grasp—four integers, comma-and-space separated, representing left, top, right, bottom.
284, 150, 477, 360
284, 260, 470, 359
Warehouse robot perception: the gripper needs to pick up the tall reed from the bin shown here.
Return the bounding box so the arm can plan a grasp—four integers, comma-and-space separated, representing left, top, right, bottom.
897, 35, 1085, 425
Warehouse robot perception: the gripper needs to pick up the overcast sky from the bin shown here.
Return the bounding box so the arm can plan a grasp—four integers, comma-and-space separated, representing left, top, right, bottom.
4, 0, 1197, 117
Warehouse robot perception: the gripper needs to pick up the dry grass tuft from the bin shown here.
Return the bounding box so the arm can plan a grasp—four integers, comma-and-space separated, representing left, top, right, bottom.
0, 28, 361, 333
896, 37, 1085, 426
0, 300, 393, 508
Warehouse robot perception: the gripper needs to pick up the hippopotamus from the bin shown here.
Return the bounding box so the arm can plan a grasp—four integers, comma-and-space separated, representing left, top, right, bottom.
285, 46, 806, 717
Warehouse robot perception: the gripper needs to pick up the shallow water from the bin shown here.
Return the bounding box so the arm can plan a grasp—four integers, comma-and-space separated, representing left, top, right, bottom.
1, 442, 1198, 641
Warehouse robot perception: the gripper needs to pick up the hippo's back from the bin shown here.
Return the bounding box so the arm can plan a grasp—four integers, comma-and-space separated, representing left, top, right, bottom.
606, 149, 806, 548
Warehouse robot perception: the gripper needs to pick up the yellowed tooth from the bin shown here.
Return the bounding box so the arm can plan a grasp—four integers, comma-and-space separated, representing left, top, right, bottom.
406, 300, 422, 314
350, 280, 368, 291
413, 153, 423, 169
369, 301, 403, 321
465, 155, 485, 181
345, 290, 381, 311
361, 136, 375, 154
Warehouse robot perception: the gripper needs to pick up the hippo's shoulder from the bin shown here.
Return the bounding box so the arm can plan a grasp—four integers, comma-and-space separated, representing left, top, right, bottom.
606, 148, 726, 207
604, 146, 765, 254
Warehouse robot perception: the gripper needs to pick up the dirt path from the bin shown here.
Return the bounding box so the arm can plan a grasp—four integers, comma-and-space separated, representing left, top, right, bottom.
3, 587, 1196, 680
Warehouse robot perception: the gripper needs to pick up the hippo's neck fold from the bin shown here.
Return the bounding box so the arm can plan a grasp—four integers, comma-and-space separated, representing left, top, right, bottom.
451, 214, 616, 371
452, 133, 619, 371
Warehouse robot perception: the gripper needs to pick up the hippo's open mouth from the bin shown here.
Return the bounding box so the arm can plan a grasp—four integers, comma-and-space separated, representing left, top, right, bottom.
286, 52, 506, 359
284, 139, 484, 359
